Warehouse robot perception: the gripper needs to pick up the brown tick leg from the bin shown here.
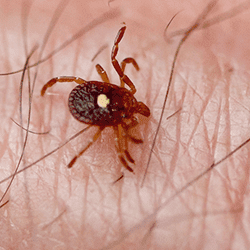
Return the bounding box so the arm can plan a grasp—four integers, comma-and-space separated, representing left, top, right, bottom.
114, 125, 134, 172
120, 57, 139, 88
122, 117, 139, 130
137, 102, 150, 117
41, 76, 87, 96
113, 173, 124, 184
68, 126, 105, 168
95, 64, 110, 83
121, 58, 140, 72
122, 117, 143, 144
111, 26, 136, 94
119, 155, 134, 172
122, 124, 135, 164
128, 136, 143, 144
124, 150, 135, 164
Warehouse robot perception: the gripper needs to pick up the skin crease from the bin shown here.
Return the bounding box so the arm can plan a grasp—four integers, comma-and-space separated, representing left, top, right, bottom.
1, 0, 250, 249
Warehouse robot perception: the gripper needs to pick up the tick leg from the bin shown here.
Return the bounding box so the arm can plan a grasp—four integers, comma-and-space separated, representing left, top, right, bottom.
114, 125, 134, 172
122, 124, 135, 164
120, 58, 139, 88
137, 101, 150, 117
128, 136, 143, 144
119, 155, 134, 172
41, 76, 87, 96
68, 126, 105, 168
95, 64, 110, 83
121, 58, 139, 72
111, 26, 136, 94
122, 116, 139, 130
113, 173, 124, 184
122, 117, 144, 144
124, 150, 135, 164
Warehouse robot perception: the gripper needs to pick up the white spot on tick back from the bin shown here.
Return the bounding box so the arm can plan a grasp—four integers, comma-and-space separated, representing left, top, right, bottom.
97, 94, 110, 108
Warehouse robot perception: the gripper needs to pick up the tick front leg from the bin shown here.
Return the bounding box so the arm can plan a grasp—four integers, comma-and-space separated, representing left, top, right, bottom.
137, 101, 150, 117
121, 58, 139, 72
120, 58, 139, 88
95, 64, 110, 83
41, 76, 87, 96
111, 26, 136, 94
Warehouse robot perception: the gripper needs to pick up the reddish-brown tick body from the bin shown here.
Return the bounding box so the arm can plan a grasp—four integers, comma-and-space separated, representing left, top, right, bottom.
69, 81, 137, 126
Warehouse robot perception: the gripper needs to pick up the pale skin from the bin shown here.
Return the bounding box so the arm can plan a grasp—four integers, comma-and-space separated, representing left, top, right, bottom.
1, 0, 250, 249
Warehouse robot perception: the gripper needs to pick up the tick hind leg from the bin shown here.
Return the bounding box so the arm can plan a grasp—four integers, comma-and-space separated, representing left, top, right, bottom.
41, 76, 87, 96
111, 26, 137, 94
68, 126, 105, 168
114, 125, 135, 173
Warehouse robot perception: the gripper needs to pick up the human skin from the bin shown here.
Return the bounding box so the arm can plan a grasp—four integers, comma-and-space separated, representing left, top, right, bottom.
0, 0, 250, 249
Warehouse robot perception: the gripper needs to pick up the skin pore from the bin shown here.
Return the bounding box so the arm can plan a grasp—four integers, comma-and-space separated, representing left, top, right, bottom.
1, 0, 250, 249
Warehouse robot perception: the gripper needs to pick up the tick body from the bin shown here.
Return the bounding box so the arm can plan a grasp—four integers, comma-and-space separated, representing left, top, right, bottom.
68, 81, 138, 126
41, 26, 150, 172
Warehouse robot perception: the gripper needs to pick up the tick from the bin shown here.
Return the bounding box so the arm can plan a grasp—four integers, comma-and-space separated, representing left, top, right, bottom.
41, 26, 150, 172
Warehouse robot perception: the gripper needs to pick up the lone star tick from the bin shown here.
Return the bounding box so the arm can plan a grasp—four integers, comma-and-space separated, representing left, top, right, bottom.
41, 26, 150, 172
